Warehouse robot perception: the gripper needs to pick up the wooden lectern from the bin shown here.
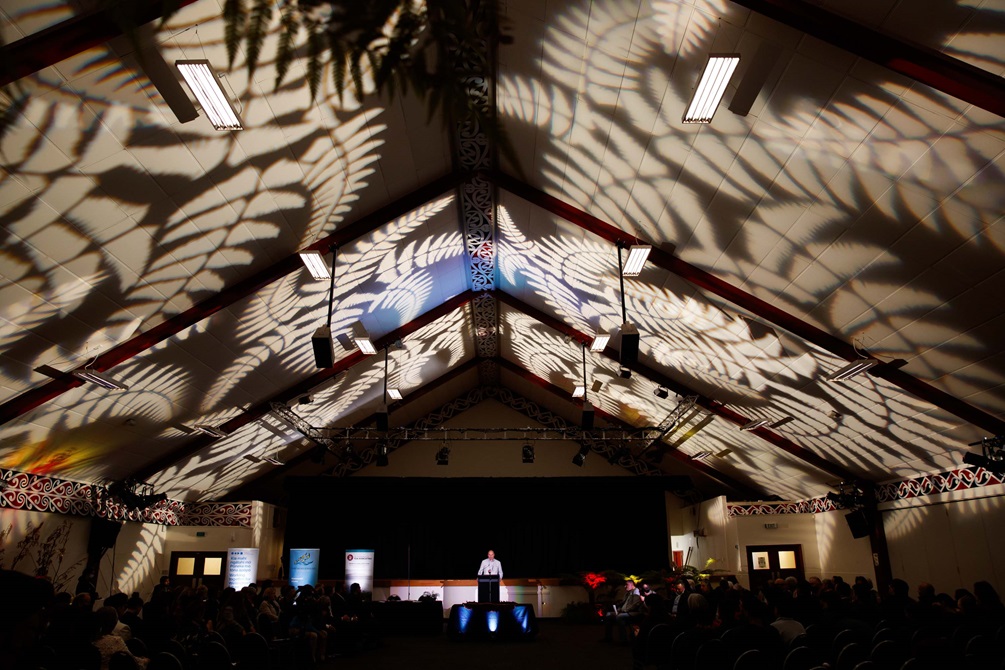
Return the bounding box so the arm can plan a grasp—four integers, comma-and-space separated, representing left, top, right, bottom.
477, 575, 500, 603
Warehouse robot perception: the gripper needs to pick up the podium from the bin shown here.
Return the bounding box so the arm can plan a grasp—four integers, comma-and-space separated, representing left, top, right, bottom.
477, 575, 500, 603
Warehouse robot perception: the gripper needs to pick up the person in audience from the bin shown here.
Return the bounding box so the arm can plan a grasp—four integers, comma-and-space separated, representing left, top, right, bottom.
93, 606, 147, 670
215, 605, 246, 651
668, 578, 693, 625
103, 593, 133, 641
602, 579, 643, 643
973, 580, 1005, 623
119, 595, 145, 642
769, 592, 806, 646
880, 577, 917, 625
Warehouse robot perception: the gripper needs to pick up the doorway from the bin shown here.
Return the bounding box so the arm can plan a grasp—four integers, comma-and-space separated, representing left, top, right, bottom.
169, 551, 228, 590
745, 544, 804, 591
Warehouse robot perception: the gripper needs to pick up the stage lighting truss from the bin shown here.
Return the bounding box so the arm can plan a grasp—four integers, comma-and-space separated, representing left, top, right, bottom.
963, 435, 1005, 474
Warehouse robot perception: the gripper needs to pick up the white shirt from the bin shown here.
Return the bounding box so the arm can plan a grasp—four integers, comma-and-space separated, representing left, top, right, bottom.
478, 558, 503, 578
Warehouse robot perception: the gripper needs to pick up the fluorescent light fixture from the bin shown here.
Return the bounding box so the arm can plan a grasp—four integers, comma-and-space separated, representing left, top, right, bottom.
387, 388, 403, 401
826, 359, 880, 381
621, 245, 651, 277
298, 250, 330, 280
262, 455, 284, 466
351, 322, 376, 355
683, 54, 740, 124
572, 384, 586, 398
194, 425, 228, 438
72, 369, 129, 391
741, 418, 770, 431
176, 59, 243, 130
312, 325, 335, 368
589, 332, 611, 352
692, 451, 712, 461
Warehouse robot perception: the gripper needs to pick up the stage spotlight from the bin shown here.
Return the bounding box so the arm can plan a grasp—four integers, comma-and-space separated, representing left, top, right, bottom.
619, 365, 632, 379
573, 445, 590, 467
436, 446, 450, 466
654, 386, 669, 399
376, 405, 389, 431
522, 444, 535, 464
582, 401, 595, 429
962, 435, 1005, 474
376, 443, 389, 467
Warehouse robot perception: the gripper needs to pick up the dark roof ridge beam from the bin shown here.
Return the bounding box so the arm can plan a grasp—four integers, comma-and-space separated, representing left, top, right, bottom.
490, 172, 1005, 435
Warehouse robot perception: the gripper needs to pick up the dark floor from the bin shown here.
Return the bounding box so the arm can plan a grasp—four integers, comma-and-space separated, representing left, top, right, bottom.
319, 619, 634, 670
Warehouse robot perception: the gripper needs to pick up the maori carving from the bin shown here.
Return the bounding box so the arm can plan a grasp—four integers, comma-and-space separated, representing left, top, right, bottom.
0, 468, 252, 527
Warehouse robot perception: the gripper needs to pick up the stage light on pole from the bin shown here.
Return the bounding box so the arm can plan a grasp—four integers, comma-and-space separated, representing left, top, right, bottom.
741, 418, 770, 431
522, 444, 535, 464
351, 322, 377, 355
72, 368, 129, 391
376, 443, 389, 467
176, 60, 243, 130
436, 446, 450, 466
573, 445, 590, 467
621, 245, 651, 277
298, 249, 330, 280
589, 332, 610, 352
682, 54, 740, 124
826, 359, 880, 381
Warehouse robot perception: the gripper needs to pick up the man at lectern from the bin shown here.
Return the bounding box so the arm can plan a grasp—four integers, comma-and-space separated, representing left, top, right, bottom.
477, 549, 504, 579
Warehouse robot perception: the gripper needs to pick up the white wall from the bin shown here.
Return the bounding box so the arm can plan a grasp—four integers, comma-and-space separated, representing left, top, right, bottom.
671, 496, 732, 575
883, 492, 1005, 598
0, 507, 91, 592
670, 498, 876, 589
353, 399, 634, 478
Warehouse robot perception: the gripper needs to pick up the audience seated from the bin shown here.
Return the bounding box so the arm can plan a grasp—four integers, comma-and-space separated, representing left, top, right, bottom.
624, 574, 1005, 670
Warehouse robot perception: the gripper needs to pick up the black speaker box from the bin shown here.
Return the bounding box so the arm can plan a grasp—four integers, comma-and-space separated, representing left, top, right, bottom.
90, 518, 123, 550
845, 509, 873, 539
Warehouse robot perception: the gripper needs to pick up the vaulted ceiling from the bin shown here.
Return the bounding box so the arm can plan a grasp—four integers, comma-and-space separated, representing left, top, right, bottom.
1, 0, 1003, 505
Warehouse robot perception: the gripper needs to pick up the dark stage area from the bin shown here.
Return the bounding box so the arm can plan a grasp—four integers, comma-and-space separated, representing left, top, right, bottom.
284, 476, 680, 579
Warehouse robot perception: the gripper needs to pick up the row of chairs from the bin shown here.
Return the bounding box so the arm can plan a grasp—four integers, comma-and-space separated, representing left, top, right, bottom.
638, 620, 1005, 670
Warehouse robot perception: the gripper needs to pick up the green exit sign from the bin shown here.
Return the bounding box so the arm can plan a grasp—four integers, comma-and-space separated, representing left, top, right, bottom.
196, 531, 206, 537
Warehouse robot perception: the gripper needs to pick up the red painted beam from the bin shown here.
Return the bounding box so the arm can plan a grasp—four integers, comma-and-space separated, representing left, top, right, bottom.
731, 0, 1005, 119
0, 172, 467, 428
497, 357, 765, 499
0, 0, 200, 86
130, 290, 477, 482
496, 291, 860, 484
491, 172, 1005, 436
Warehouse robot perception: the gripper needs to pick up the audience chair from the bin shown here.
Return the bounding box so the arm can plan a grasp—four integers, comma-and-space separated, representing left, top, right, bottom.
783, 645, 823, 670
148, 652, 184, 670
695, 638, 732, 670
733, 649, 765, 670
835, 642, 868, 670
